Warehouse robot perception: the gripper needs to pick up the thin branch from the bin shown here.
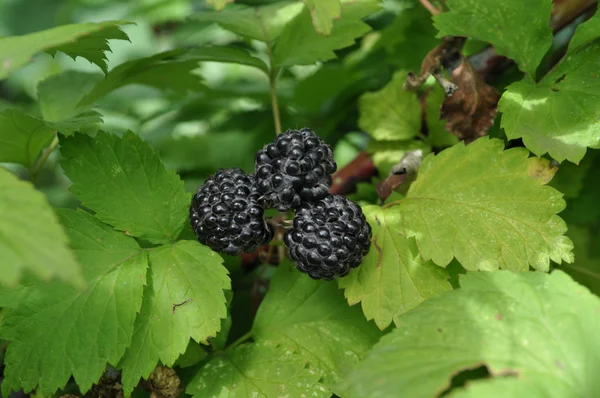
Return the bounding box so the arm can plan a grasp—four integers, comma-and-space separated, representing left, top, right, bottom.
419, 0, 441, 15
30, 135, 59, 183
226, 331, 253, 352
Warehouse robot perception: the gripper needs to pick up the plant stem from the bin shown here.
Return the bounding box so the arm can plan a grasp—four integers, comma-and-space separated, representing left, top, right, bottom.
226, 331, 253, 352
269, 69, 283, 135
31, 135, 59, 183
419, 0, 441, 15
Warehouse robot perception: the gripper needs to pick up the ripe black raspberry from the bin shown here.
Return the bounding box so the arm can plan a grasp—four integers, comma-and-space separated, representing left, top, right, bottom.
255, 128, 337, 211
190, 168, 273, 255
284, 195, 371, 280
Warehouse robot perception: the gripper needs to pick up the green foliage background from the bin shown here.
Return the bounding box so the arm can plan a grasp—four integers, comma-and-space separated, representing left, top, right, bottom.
0, 0, 599, 397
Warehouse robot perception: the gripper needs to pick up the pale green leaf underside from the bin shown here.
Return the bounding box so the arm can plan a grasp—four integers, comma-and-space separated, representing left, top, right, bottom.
273, 0, 379, 67
0, 168, 82, 287
359, 71, 422, 141
190, 2, 303, 42
120, 241, 229, 395
0, 210, 147, 396
391, 137, 573, 271
499, 15, 600, 164
337, 270, 600, 398
0, 21, 130, 79
60, 131, 190, 244
186, 340, 329, 398
304, 0, 342, 36
253, 263, 382, 385
206, 0, 234, 11
0, 109, 54, 169
339, 205, 452, 330
434, 0, 553, 78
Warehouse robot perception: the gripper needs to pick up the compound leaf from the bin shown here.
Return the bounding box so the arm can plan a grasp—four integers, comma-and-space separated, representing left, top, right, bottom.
499, 13, 600, 163
60, 131, 190, 244
359, 71, 422, 141
186, 340, 329, 398
434, 0, 553, 79
0, 168, 82, 287
190, 2, 303, 42
0, 109, 54, 169
273, 0, 379, 67
337, 270, 600, 398
338, 205, 452, 330
79, 49, 206, 107
0, 21, 130, 79
0, 209, 147, 396
253, 263, 382, 385
392, 137, 573, 271
304, 0, 342, 36
120, 241, 229, 395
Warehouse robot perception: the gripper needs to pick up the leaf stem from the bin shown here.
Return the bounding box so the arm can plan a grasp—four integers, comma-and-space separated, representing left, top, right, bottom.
226, 331, 253, 352
269, 69, 283, 136
31, 135, 59, 183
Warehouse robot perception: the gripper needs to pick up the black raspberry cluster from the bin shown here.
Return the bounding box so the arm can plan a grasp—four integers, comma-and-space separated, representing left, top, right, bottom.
189, 128, 372, 280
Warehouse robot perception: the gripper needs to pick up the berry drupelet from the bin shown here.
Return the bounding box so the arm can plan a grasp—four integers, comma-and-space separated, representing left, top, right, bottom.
284, 194, 372, 280
190, 168, 273, 256
254, 128, 337, 211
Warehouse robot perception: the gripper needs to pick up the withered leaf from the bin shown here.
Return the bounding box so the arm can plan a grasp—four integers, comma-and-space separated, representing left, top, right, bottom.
376, 174, 406, 204
441, 57, 500, 143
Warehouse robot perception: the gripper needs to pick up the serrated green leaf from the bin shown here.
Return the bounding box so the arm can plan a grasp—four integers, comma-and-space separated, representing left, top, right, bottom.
206, 0, 234, 11
0, 168, 82, 287
0, 209, 147, 396
187, 46, 268, 73
273, 0, 379, 67
338, 206, 451, 330
359, 71, 421, 141
0, 109, 54, 169
390, 137, 573, 271
337, 270, 600, 398
304, 0, 342, 36
120, 241, 229, 395
253, 262, 382, 384
79, 50, 206, 107
190, 2, 303, 42
0, 21, 130, 79
60, 131, 190, 244
37, 71, 104, 135
186, 340, 329, 398
564, 11, 600, 57
434, 0, 553, 79
499, 14, 600, 164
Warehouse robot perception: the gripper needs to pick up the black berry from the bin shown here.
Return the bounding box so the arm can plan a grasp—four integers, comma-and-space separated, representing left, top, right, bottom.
190, 168, 273, 255
254, 128, 337, 211
284, 194, 371, 280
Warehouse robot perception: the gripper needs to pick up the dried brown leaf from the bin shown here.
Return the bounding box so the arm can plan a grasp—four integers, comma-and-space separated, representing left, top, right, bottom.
441, 57, 500, 143
376, 174, 406, 204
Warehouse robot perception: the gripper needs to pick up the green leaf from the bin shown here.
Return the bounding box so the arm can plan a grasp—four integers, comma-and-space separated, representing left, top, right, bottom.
434, 0, 553, 79
390, 137, 573, 271
447, 377, 555, 398
560, 226, 600, 296
190, 2, 303, 42
499, 14, 600, 163
186, 46, 268, 73
206, 0, 233, 11
358, 71, 422, 141
304, 0, 342, 36
338, 205, 452, 330
252, 262, 382, 385
0, 168, 82, 287
0, 209, 147, 396
336, 270, 600, 398
273, 0, 379, 67
120, 241, 229, 395
79, 50, 206, 107
37, 71, 104, 135
549, 151, 595, 198
60, 131, 190, 244
425, 84, 460, 147
564, 11, 600, 57
186, 340, 329, 398
0, 21, 130, 79
0, 109, 54, 169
